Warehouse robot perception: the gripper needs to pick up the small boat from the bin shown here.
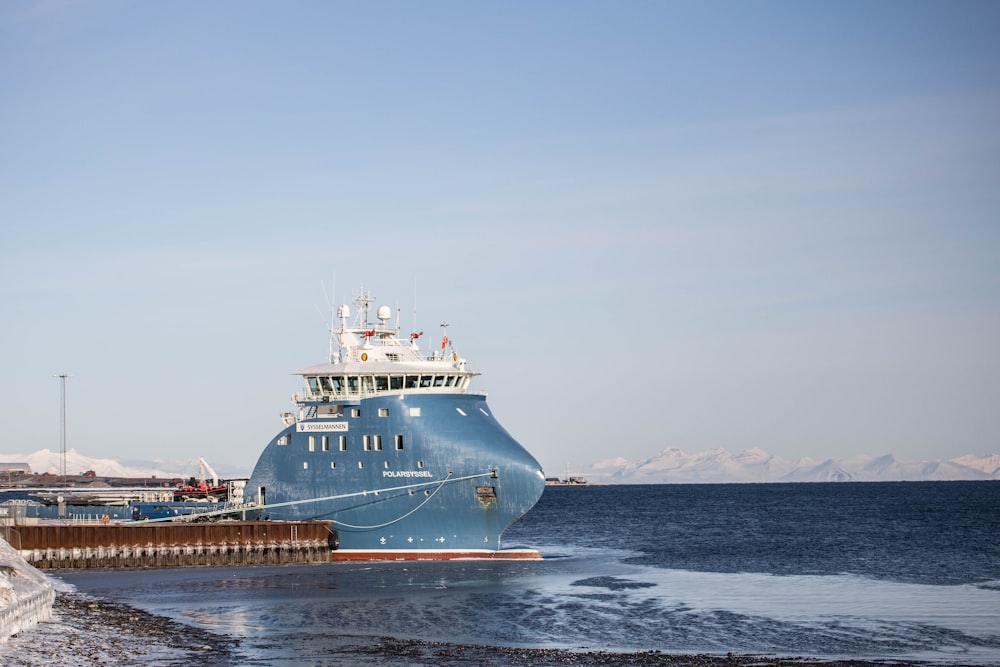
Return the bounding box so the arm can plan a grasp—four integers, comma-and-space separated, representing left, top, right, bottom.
173, 458, 229, 502
172, 481, 229, 502
544, 476, 596, 486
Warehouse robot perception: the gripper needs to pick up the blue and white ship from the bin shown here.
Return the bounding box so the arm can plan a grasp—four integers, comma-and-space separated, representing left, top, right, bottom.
247, 291, 546, 559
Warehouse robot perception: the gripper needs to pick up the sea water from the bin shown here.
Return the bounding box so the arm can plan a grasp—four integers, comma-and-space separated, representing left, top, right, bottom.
55, 481, 1000, 665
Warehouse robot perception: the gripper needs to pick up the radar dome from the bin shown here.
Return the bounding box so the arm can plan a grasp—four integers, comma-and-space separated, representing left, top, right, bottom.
337, 304, 350, 319
376, 305, 392, 322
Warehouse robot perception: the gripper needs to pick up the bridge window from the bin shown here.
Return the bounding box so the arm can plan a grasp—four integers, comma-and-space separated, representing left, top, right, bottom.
332, 377, 345, 394
434, 375, 445, 387
347, 377, 359, 394
375, 376, 389, 391
319, 377, 333, 393
419, 375, 432, 388
307, 377, 320, 394
405, 375, 418, 389
445, 376, 456, 387
390, 375, 403, 390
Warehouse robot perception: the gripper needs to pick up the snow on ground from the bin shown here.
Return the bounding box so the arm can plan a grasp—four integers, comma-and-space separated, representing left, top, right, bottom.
0, 537, 54, 641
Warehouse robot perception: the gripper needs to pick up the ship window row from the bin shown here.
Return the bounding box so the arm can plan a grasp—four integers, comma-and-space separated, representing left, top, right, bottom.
303, 459, 425, 471
306, 434, 404, 451
306, 374, 469, 396
336, 407, 420, 418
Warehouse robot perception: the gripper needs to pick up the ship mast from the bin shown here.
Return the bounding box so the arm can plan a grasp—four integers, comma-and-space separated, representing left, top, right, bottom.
354, 289, 373, 330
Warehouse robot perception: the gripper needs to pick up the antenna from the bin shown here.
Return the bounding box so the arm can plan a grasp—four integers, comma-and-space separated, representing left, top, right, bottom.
330, 273, 340, 364
53, 373, 72, 482
354, 287, 373, 328
321, 276, 337, 362
412, 279, 418, 337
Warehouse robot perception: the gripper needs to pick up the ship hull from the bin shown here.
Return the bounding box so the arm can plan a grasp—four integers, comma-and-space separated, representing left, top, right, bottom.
247, 392, 545, 556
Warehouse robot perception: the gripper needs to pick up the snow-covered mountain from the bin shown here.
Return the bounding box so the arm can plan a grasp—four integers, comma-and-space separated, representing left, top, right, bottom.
588, 448, 1000, 483
0, 449, 250, 479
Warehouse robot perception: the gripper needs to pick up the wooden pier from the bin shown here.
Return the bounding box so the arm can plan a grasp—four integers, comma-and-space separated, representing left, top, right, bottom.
2, 522, 336, 569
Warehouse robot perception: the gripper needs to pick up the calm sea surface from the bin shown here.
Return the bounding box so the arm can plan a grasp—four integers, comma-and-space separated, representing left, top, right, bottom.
56, 481, 1000, 665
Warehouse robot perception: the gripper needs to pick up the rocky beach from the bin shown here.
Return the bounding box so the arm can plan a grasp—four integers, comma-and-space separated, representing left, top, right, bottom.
0, 588, 235, 667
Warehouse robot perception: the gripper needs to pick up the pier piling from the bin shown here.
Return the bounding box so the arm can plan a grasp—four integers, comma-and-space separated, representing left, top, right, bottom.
2, 522, 333, 569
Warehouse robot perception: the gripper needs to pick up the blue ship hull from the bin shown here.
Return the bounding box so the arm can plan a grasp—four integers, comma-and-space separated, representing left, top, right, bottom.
247, 392, 545, 556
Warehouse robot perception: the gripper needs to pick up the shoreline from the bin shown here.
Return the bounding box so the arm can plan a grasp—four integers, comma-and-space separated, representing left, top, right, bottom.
2, 588, 983, 667
0, 590, 237, 666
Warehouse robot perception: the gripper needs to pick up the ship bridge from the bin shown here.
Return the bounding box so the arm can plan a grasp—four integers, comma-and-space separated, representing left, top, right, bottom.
291, 291, 480, 404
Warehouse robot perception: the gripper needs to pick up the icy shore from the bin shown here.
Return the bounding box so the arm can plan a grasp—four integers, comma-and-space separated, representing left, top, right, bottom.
0, 587, 235, 667
0, 536, 54, 641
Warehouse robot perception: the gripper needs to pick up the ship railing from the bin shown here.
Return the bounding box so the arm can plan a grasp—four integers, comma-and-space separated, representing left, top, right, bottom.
42, 515, 115, 525
46, 501, 256, 525
302, 385, 474, 403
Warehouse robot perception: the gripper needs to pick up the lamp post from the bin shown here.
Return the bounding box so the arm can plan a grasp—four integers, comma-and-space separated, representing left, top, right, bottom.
54, 373, 72, 482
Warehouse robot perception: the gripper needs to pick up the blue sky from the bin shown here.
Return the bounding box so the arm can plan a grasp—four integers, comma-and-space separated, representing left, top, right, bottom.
2, 1, 998, 475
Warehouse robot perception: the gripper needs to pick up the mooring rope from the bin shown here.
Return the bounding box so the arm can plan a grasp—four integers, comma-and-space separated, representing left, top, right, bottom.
314, 473, 450, 529
123, 470, 495, 524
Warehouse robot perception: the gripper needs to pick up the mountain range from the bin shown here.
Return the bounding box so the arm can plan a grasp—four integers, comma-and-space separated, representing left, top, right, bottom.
587, 447, 1000, 483
3, 447, 999, 484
